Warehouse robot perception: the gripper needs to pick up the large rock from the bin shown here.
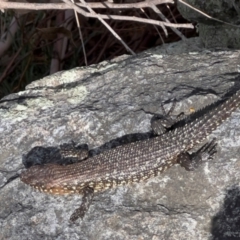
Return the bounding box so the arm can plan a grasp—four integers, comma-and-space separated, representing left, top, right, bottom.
0, 38, 240, 240
177, 0, 240, 49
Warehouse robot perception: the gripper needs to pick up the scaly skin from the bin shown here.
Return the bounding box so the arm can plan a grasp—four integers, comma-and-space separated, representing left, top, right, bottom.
20, 85, 240, 220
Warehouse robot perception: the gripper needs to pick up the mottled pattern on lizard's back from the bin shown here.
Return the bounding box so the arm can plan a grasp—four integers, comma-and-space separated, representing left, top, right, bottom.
20, 87, 240, 195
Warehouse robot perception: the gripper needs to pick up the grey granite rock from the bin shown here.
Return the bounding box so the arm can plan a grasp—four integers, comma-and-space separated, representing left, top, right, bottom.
177, 0, 240, 49
0, 38, 240, 240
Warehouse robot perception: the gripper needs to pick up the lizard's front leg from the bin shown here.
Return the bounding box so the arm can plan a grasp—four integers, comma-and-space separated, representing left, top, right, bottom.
177, 138, 217, 171
70, 186, 94, 222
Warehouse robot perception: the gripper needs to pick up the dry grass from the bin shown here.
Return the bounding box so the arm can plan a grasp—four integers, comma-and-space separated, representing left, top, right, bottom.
0, 1, 197, 98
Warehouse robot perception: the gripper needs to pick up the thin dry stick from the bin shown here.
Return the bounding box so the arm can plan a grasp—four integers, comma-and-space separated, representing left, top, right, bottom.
166, 4, 177, 23
0, 17, 20, 57
71, 0, 87, 65
178, 0, 240, 28
151, 4, 187, 40
63, 0, 135, 55
0, 1, 193, 29
0, 47, 22, 83
0, 1, 174, 10
78, 0, 173, 9
65, 1, 193, 30
89, 14, 192, 29
80, 0, 135, 55
140, 8, 165, 44
140, 7, 168, 36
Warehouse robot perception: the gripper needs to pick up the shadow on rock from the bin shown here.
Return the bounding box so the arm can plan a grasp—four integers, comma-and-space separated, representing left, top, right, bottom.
211, 185, 240, 240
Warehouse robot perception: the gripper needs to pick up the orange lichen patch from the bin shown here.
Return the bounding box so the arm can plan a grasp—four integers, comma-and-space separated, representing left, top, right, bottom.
189, 107, 195, 113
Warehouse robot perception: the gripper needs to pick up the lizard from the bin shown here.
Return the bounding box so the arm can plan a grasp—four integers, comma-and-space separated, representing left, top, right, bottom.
20, 82, 240, 222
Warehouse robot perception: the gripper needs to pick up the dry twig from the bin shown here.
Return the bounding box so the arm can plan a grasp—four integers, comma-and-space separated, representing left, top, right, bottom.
0, 1, 193, 30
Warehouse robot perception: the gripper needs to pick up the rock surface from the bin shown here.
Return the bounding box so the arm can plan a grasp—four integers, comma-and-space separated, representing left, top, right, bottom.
0, 38, 240, 240
177, 0, 240, 49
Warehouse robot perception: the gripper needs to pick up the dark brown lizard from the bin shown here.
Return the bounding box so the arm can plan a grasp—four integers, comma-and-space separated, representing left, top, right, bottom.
20, 84, 240, 221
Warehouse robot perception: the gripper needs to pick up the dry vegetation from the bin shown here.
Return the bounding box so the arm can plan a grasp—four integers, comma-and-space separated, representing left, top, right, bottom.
0, 0, 197, 98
